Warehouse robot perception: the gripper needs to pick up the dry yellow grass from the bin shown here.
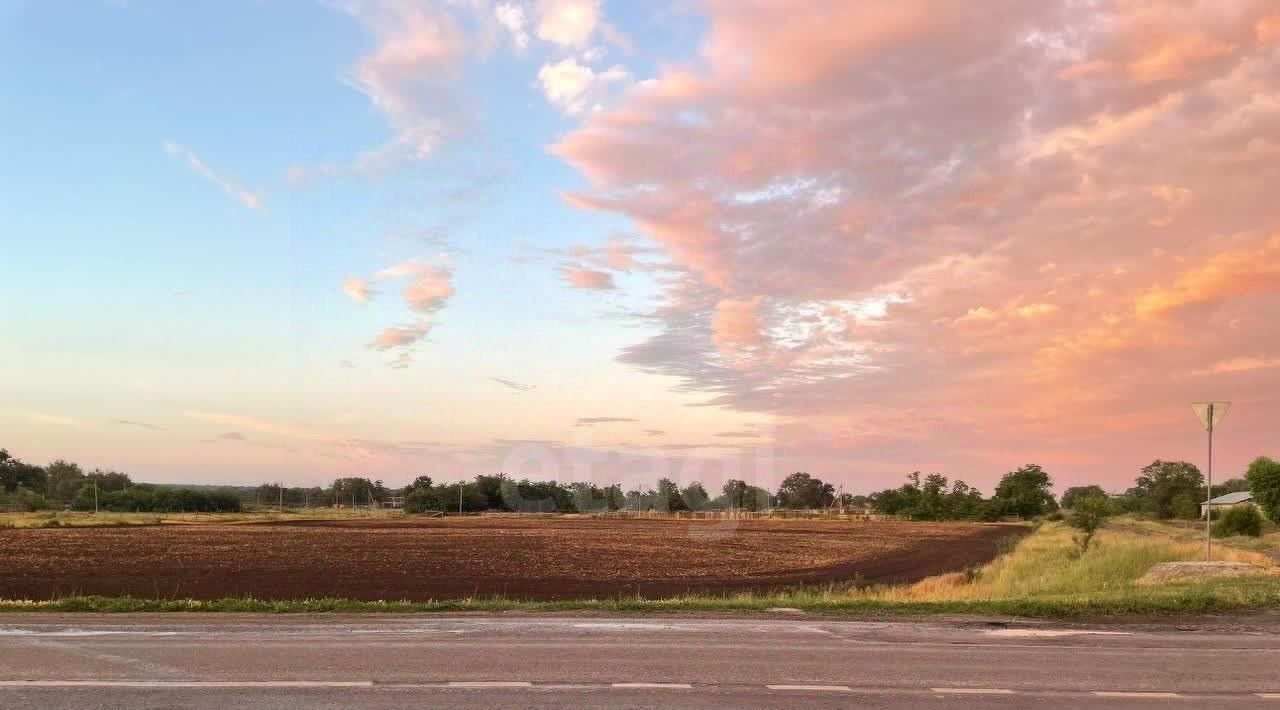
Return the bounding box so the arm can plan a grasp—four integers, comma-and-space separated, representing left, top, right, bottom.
862, 520, 1275, 603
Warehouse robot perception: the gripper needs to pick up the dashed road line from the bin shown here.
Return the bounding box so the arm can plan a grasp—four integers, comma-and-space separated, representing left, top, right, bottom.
767, 684, 852, 692
0, 681, 374, 689
0, 679, 1266, 699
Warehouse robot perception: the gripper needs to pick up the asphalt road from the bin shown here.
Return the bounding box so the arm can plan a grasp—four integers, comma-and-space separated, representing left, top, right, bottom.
2, 614, 1279, 708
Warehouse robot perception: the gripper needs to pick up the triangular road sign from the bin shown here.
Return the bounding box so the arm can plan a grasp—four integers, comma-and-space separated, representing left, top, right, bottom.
1191, 401, 1231, 432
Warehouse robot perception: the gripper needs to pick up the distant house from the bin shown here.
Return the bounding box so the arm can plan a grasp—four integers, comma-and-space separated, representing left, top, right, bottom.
1201, 491, 1253, 518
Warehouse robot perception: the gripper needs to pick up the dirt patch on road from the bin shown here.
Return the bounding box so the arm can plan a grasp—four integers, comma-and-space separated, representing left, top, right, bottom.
0, 518, 1025, 601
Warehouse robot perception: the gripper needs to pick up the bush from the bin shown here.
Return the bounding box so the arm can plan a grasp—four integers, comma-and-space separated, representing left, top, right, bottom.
69, 484, 241, 513
1212, 505, 1264, 538
1067, 492, 1112, 553
0, 487, 51, 512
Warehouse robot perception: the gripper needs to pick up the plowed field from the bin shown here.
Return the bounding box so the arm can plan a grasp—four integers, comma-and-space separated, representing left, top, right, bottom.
0, 517, 1025, 601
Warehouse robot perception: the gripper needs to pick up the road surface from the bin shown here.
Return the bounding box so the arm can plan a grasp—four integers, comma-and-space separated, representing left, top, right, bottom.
2, 614, 1279, 708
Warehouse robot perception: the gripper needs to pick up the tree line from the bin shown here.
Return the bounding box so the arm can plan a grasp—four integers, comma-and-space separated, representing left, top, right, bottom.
0, 450, 241, 513
5, 445, 1277, 521
871, 457, 1280, 523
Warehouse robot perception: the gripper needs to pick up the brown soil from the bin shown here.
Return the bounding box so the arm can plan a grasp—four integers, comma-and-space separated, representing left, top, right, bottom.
0, 517, 1026, 601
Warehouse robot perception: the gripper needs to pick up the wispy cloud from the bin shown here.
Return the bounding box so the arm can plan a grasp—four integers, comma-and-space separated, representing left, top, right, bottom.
115, 419, 161, 431
163, 141, 263, 210
561, 266, 616, 290
22, 412, 84, 428
492, 377, 535, 392
575, 416, 638, 426
343, 277, 375, 303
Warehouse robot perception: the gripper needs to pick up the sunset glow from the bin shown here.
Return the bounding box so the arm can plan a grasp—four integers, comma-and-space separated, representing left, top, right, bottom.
3, 0, 1278, 494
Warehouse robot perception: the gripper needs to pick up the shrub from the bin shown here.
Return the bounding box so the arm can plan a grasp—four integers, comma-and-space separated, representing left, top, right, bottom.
0, 487, 51, 512
1067, 492, 1112, 553
1212, 505, 1264, 538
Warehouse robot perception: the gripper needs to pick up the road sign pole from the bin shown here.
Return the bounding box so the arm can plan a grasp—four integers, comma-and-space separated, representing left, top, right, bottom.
1192, 401, 1229, 563
1206, 403, 1213, 562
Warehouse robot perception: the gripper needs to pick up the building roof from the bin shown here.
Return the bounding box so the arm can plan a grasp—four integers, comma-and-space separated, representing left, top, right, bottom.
1204, 491, 1253, 505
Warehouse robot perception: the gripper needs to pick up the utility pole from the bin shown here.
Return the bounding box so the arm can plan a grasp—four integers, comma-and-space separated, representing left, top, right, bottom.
278, 485, 283, 512
93, 481, 98, 514
458, 484, 463, 516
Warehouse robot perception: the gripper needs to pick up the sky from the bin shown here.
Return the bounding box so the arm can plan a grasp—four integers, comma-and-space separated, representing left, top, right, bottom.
2, 0, 1278, 495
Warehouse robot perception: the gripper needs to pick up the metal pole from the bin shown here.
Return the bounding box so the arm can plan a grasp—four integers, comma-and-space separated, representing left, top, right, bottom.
1206, 404, 1214, 562
93, 481, 98, 514
458, 483, 463, 515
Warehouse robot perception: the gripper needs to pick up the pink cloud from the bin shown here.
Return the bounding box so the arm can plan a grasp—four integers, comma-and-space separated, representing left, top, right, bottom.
562, 266, 616, 290
403, 267, 455, 314
550, 0, 1280, 487
342, 277, 374, 303
368, 321, 432, 351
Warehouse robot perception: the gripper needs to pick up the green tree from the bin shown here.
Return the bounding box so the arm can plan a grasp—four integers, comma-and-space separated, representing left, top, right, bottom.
1245, 456, 1280, 521
85, 469, 132, 493
406, 475, 434, 492
655, 478, 687, 512
331, 477, 379, 507
0, 449, 46, 494
1068, 492, 1112, 553
680, 482, 710, 511
993, 464, 1058, 519
776, 472, 835, 509
1061, 485, 1107, 510
44, 459, 85, 503
1213, 478, 1252, 495
722, 479, 771, 511
603, 484, 625, 511
1133, 460, 1204, 519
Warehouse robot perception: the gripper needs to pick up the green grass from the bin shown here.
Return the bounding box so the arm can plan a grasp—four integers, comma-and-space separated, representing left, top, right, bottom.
1, 578, 1278, 617
2, 517, 1277, 618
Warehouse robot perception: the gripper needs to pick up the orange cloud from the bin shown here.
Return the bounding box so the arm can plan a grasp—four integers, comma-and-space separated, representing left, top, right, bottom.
711, 297, 764, 355
1136, 235, 1280, 318
1256, 15, 1280, 44
1127, 34, 1236, 83
1188, 356, 1280, 377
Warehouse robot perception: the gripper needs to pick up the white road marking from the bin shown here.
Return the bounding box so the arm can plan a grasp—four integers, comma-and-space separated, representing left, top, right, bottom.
447, 681, 533, 688
1092, 691, 1183, 698
931, 688, 1016, 695
0, 681, 373, 688
611, 682, 693, 689
767, 684, 852, 692
985, 629, 1133, 638
0, 629, 180, 637
1255, 694, 1280, 699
